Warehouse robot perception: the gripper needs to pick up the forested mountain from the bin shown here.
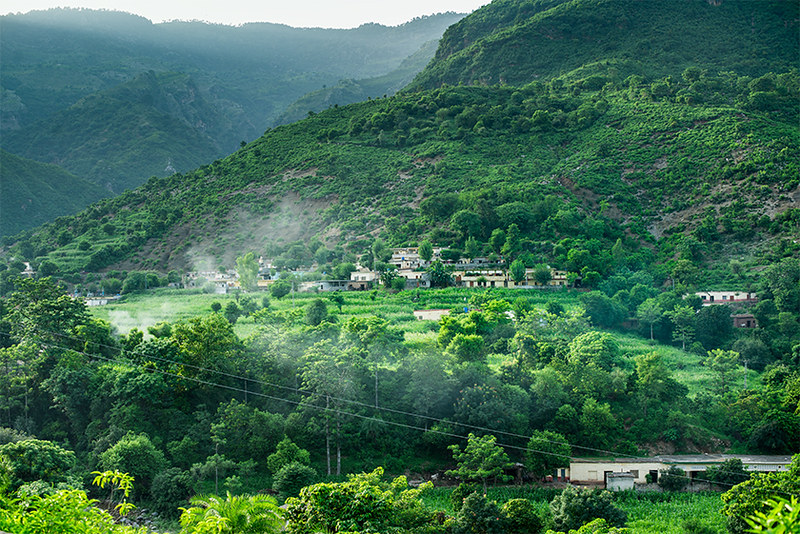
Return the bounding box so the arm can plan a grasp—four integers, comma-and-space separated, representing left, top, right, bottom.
408, 0, 798, 89
0, 9, 464, 233
0, 149, 109, 236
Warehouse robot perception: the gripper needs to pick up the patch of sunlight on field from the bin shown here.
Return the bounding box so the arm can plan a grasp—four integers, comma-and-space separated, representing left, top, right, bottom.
404, 331, 439, 354
614, 333, 757, 396
90, 288, 238, 334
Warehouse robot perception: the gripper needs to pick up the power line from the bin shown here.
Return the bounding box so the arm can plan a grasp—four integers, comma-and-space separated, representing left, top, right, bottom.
1, 328, 792, 489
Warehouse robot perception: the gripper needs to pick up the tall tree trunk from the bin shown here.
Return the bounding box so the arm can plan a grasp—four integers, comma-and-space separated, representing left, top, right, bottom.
336, 417, 341, 476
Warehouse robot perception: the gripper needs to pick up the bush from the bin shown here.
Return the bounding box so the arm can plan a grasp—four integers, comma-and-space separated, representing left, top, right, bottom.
100, 433, 166, 500
550, 486, 627, 532
272, 461, 317, 500
452, 492, 505, 534
150, 467, 193, 517
658, 466, 689, 492
502, 498, 543, 534
451, 482, 480, 514
0, 439, 76, 490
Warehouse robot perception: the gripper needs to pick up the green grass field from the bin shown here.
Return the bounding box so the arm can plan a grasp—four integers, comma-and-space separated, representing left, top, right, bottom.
89, 286, 747, 398
421, 487, 727, 533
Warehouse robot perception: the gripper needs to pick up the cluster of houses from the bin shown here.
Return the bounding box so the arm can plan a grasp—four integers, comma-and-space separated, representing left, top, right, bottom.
178, 248, 761, 329
187, 246, 569, 294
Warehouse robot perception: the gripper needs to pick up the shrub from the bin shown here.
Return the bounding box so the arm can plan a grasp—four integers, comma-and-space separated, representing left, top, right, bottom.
272, 461, 317, 500
100, 433, 166, 500
150, 467, 193, 517
452, 492, 505, 534
451, 482, 480, 514
503, 498, 543, 534
550, 486, 627, 532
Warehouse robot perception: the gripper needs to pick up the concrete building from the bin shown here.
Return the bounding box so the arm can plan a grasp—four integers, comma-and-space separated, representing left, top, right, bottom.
695, 291, 758, 306
568, 454, 791, 485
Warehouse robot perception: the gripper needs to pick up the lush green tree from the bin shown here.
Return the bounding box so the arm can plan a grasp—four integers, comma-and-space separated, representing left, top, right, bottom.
722, 454, 800, 534
305, 298, 328, 326
704, 458, 749, 488
418, 240, 433, 262
533, 264, 552, 286
427, 260, 452, 288
510, 259, 526, 284
503, 498, 544, 534
266, 437, 310, 474
5, 277, 89, 345
525, 430, 572, 480
99, 433, 166, 500
580, 292, 626, 328
502, 224, 521, 261
300, 341, 360, 475
272, 461, 317, 501
150, 467, 194, 518
635, 298, 663, 340
465, 236, 481, 260
667, 305, 696, 350
270, 279, 293, 299
235, 252, 259, 292
568, 331, 620, 371
578, 399, 616, 450
0, 439, 76, 490
452, 210, 482, 240
658, 466, 689, 492
284, 468, 434, 534
489, 229, 506, 255
452, 492, 505, 534
179, 492, 283, 534
695, 304, 734, 350
450, 482, 481, 514
447, 333, 486, 362
704, 349, 741, 398
549, 486, 627, 532
224, 301, 242, 324
447, 433, 512, 494
326, 292, 345, 311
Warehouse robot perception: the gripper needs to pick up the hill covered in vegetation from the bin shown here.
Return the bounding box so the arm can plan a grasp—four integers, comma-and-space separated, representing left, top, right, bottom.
408, 0, 799, 89
0, 149, 109, 236
0, 9, 464, 232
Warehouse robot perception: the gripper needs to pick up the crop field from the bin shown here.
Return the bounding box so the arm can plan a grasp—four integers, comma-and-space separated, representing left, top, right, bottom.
421, 487, 727, 533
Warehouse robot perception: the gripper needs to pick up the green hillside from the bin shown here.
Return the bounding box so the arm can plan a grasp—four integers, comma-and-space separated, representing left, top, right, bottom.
7, 67, 797, 277
0, 149, 109, 236
408, 0, 799, 89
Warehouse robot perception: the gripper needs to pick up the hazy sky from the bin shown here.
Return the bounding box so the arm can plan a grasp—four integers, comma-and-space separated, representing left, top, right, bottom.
2, 1, 489, 28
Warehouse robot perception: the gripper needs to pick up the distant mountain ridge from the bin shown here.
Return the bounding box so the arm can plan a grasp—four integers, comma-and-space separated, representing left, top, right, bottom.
0, 8, 465, 233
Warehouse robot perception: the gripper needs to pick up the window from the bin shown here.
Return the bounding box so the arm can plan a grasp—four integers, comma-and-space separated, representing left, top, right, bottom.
630, 470, 639, 478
